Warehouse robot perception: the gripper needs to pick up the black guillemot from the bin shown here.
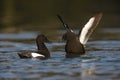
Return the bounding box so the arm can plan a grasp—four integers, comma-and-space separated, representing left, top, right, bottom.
57, 13, 103, 58
18, 34, 50, 60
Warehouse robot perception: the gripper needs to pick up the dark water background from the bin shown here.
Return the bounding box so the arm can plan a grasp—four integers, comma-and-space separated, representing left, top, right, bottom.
0, 0, 120, 80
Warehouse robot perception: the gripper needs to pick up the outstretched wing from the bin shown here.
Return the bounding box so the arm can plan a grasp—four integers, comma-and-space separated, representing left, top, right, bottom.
57, 14, 73, 32
79, 13, 103, 45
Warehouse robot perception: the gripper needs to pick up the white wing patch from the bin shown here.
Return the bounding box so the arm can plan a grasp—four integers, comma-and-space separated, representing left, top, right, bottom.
70, 29, 74, 32
79, 13, 102, 45
31, 52, 45, 58
80, 17, 95, 45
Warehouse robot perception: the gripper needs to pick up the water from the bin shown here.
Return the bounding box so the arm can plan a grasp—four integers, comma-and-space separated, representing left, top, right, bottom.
0, 28, 120, 80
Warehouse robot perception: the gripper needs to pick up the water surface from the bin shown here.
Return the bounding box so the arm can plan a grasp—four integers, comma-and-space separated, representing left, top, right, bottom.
0, 28, 120, 80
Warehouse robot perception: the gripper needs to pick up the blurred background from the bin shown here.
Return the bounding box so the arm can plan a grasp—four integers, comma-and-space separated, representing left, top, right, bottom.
0, 1, 120, 79
0, 0, 120, 33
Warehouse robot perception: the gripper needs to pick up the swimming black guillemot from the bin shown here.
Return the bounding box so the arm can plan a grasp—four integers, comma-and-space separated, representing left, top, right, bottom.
18, 34, 50, 60
57, 13, 103, 58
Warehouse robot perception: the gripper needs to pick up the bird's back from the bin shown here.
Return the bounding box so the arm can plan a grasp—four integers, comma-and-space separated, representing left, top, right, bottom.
65, 39, 85, 58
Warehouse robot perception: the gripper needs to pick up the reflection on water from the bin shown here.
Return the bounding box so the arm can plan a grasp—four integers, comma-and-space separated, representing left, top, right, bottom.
81, 63, 96, 80
0, 28, 120, 80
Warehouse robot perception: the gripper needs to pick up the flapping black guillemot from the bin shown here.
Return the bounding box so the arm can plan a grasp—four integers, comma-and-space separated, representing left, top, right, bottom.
18, 34, 50, 60
57, 13, 103, 58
